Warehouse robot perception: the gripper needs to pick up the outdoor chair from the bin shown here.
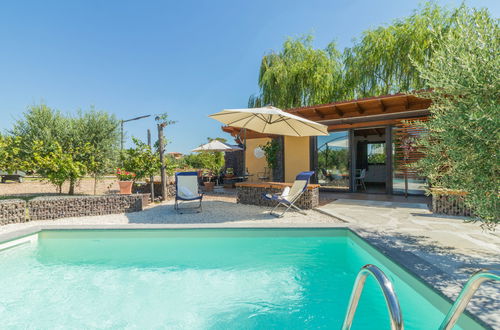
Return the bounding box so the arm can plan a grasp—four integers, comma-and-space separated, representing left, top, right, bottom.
175, 172, 204, 213
320, 168, 334, 182
355, 169, 367, 191
262, 171, 314, 218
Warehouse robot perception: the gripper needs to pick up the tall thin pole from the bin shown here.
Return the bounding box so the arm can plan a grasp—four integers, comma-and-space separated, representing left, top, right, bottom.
147, 129, 155, 202
120, 114, 151, 155
157, 123, 166, 200
242, 128, 247, 177
120, 121, 124, 153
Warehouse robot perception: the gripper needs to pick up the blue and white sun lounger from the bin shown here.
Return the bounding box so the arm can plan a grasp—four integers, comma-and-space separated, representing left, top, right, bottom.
262, 171, 314, 218
175, 172, 204, 213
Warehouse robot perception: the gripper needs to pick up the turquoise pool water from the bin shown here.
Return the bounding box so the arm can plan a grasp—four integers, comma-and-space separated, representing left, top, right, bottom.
0, 229, 483, 329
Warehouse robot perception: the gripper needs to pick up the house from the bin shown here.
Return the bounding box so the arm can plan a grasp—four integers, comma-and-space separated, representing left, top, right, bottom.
222, 93, 431, 196
167, 152, 183, 160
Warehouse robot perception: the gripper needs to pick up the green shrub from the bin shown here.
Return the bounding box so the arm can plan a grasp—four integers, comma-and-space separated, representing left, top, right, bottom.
414, 7, 499, 226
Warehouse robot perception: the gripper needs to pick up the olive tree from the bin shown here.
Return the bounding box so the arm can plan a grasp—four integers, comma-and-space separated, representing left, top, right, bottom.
72, 108, 120, 194
10, 104, 120, 194
414, 7, 499, 226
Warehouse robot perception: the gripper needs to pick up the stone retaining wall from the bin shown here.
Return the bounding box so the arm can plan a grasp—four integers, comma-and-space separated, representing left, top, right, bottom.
28, 194, 149, 221
0, 199, 27, 225
236, 185, 319, 209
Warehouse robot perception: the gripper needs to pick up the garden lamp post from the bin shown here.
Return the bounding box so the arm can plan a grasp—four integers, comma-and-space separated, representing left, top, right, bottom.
120, 115, 151, 152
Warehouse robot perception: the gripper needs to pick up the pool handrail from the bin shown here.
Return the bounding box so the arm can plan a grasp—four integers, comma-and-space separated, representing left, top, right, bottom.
439, 268, 500, 330
342, 264, 404, 330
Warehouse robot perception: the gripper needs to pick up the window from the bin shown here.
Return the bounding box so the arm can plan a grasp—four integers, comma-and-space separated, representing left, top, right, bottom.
316, 131, 350, 190
367, 143, 386, 165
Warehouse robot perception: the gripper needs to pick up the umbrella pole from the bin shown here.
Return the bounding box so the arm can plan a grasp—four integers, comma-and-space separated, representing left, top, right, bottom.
243, 128, 247, 178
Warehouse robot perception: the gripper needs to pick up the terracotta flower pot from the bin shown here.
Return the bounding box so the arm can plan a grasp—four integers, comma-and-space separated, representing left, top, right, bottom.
118, 181, 133, 194
204, 181, 215, 192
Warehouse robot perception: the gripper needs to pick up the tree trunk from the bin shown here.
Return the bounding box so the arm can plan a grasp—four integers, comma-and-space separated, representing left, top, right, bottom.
148, 129, 155, 203
94, 174, 98, 195
69, 179, 75, 195
157, 124, 166, 201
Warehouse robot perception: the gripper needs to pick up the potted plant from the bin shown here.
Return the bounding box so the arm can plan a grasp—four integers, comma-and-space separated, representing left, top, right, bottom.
120, 138, 161, 197
203, 170, 215, 192
260, 139, 280, 181
200, 151, 225, 192
225, 167, 234, 178
116, 168, 136, 194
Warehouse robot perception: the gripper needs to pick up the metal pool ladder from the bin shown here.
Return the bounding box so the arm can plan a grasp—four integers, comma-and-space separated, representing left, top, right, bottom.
342, 264, 404, 330
341, 265, 499, 330
439, 268, 500, 330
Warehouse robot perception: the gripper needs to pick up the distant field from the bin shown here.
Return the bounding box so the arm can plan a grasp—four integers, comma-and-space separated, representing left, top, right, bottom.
0, 178, 120, 198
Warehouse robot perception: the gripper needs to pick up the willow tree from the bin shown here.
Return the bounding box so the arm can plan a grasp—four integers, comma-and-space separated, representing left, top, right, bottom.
343, 3, 455, 97
250, 36, 346, 109
250, 4, 465, 107
414, 7, 499, 226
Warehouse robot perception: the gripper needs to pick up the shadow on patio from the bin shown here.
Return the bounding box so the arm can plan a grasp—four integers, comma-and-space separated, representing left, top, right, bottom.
355, 228, 500, 326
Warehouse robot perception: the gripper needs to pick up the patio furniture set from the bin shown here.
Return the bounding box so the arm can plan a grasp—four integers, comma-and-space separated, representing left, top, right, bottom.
174, 171, 316, 217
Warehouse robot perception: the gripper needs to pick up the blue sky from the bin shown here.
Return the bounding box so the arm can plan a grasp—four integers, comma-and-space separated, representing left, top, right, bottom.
0, 0, 498, 153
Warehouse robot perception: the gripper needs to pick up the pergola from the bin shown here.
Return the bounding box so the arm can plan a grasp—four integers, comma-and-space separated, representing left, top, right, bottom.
222, 93, 431, 140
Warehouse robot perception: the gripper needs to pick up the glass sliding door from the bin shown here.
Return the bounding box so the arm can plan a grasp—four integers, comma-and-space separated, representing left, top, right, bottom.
317, 131, 350, 190
392, 126, 427, 195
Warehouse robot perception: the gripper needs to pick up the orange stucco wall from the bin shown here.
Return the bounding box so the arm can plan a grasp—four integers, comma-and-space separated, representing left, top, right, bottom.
284, 136, 310, 182
245, 138, 271, 182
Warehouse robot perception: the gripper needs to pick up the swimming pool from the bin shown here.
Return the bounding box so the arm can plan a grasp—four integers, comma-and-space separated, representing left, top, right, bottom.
0, 229, 484, 329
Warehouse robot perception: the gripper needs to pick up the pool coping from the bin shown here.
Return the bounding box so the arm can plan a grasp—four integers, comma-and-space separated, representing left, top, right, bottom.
0, 223, 493, 329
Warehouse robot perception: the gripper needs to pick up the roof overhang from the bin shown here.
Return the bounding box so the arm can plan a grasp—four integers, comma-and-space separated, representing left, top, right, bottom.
220, 93, 432, 140
287, 93, 431, 122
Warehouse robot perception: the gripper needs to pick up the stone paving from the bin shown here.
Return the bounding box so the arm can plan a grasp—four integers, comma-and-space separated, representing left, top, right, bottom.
317, 199, 500, 328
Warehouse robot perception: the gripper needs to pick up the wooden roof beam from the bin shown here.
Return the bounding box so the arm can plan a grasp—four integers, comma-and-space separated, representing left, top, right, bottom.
404, 96, 409, 109
333, 105, 344, 117
313, 108, 325, 119
379, 100, 386, 112
354, 102, 364, 114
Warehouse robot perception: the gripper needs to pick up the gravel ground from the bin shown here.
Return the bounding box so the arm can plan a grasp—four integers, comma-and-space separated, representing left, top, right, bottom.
0, 195, 342, 235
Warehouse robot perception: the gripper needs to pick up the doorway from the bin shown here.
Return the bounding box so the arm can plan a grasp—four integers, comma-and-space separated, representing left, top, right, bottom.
352, 127, 390, 194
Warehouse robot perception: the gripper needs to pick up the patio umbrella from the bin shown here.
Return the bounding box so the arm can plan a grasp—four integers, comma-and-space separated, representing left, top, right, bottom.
192, 139, 243, 152
209, 106, 328, 180
208, 106, 328, 137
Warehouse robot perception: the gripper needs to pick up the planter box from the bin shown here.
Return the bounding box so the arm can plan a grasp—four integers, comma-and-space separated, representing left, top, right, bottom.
431, 188, 473, 217
235, 182, 319, 209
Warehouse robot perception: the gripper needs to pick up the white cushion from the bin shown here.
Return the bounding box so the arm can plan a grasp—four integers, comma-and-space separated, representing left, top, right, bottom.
281, 186, 290, 197
179, 186, 195, 198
